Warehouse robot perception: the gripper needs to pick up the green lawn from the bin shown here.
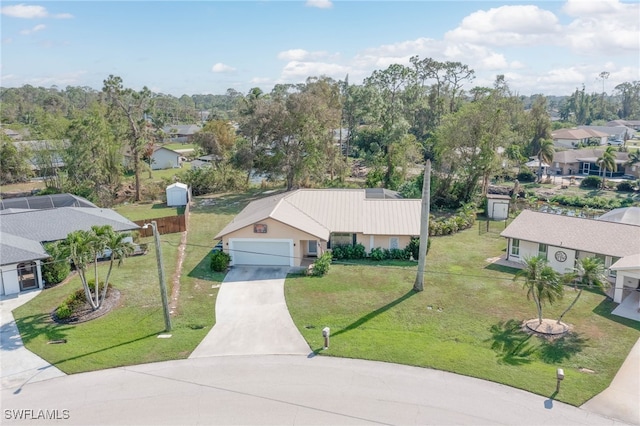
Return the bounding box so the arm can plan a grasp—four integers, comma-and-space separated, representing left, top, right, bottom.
11, 190, 269, 374
113, 203, 185, 221
285, 228, 640, 406
163, 143, 197, 151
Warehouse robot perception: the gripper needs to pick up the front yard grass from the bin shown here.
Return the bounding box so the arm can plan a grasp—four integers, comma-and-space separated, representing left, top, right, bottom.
285, 228, 640, 406
11, 189, 271, 374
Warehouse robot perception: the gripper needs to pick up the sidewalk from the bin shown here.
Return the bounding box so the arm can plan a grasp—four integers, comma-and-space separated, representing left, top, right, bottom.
0, 290, 65, 390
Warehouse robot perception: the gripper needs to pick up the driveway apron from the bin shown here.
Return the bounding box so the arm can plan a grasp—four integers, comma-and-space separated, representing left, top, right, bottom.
189, 266, 310, 358
1, 291, 65, 390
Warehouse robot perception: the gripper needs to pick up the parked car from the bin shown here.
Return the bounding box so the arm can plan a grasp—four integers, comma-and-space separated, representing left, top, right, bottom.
212, 240, 223, 253
608, 138, 624, 146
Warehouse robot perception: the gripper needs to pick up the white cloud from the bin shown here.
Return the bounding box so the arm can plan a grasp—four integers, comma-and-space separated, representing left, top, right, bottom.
211, 63, 236, 73
0, 4, 73, 19
20, 24, 46, 35
280, 61, 350, 80
2, 37, 13, 44
277, 49, 332, 61
445, 5, 561, 46
305, 0, 333, 9
8, 70, 87, 87
250, 77, 271, 85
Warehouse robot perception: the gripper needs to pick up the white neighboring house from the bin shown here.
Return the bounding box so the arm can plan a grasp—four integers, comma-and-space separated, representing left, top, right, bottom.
551, 128, 609, 149
151, 147, 182, 170
0, 194, 139, 296
501, 210, 640, 320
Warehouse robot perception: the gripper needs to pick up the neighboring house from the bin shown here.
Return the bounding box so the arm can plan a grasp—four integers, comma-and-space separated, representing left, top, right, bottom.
0, 194, 139, 296
151, 146, 182, 170
577, 125, 633, 144
215, 189, 421, 267
608, 119, 640, 132
13, 140, 68, 175
549, 148, 634, 178
161, 124, 202, 143
190, 154, 222, 170
551, 128, 609, 149
500, 210, 640, 315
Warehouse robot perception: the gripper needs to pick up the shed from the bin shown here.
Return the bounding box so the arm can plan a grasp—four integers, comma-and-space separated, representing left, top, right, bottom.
486, 194, 511, 220
166, 183, 189, 207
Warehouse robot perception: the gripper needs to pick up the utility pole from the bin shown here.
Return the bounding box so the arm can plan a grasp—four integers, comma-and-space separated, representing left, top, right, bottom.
413, 160, 431, 292
144, 221, 172, 332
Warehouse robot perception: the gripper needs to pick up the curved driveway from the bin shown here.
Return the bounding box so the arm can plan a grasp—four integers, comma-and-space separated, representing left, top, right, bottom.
189, 266, 310, 358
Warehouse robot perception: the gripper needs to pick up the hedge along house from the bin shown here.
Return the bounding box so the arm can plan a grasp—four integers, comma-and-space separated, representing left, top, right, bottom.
214, 189, 421, 267
500, 210, 640, 320
0, 194, 139, 296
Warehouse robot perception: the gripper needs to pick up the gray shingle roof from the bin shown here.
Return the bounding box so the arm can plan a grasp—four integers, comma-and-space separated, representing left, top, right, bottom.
500, 210, 640, 258
0, 233, 49, 265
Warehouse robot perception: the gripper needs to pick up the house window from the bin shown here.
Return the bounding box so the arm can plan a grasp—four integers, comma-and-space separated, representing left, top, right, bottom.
609, 256, 620, 277
538, 244, 548, 259
253, 223, 268, 233
510, 239, 520, 257
389, 237, 399, 250
330, 233, 353, 247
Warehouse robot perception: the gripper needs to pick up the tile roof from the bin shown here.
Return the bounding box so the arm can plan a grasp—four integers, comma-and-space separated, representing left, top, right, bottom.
215, 189, 422, 240
553, 149, 629, 164
500, 210, 640, 258
551, 128, 609, 140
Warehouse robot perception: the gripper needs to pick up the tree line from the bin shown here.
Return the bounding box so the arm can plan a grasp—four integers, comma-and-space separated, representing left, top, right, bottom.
2, 60, 639, 209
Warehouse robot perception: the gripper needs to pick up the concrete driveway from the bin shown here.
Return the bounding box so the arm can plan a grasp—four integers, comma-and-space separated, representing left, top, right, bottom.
0, 291, 65, 390
189, 266, 310, 358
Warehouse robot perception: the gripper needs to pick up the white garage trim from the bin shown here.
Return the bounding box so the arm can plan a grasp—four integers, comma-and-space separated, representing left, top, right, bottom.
229, 238, 294, 267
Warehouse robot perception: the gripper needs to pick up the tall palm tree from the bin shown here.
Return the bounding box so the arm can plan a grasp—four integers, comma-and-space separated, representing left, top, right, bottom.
100, 228, 134, 302
597, 146, 617, 188
536, 139, 555, 182
514, 256, 563, 325
626, 150, 640, 168
556, 257, 608, 324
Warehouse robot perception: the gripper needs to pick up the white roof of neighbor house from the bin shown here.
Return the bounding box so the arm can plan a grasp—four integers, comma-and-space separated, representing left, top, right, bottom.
597, 207, 640, 226
215, 189, 422, 240
500, 210, 640, 258
551, 128, 609, 140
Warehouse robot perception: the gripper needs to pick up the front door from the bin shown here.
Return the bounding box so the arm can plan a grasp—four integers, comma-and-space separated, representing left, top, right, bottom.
308, 240, 318, 256
18, 262, 38, 291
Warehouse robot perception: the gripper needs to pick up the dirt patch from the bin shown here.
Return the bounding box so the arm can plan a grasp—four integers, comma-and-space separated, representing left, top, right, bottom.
169, 230, 188, 315
523, 318, 570, 339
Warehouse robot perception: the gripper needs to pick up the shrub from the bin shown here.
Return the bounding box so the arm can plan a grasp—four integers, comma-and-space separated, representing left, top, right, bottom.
405, 237, 431, 260
311, 252, 332, 276
580, 176, 602, 189
389, 248, 410, 260
516, 169, 536, 183
331, 243, 366, 260
210, 251, 231, 272
41, 257, 71, 285
56, 303, 72, 320
616, 181, 635, 192
370, 247, 385, 261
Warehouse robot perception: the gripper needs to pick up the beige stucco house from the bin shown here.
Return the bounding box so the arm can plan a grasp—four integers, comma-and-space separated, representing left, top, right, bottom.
215, 189, 421, 267
501, 210, 640, 319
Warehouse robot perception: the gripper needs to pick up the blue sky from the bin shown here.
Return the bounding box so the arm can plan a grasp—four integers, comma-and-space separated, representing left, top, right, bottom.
1, 1, 638, 97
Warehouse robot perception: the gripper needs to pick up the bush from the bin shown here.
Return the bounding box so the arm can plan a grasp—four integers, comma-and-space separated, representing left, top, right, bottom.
55, 303, 72, 320
580, 176, 602, 189
311, 252, 332, 276
516, 169, 536, 183
405, 237, 431, 260
616, 181, 635, 192
41, 257, 71, 285
331, 243, 366, 260
369, 247, 385, 261
210, 251, 231, 272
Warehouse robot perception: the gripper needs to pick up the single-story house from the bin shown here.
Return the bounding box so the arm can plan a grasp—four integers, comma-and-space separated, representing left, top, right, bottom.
549, 148, 635, 178
551, 128, 609, 149
0, 194, 139, 296
13, 140, 68, 175
577, 125, 633, 144
161, 124, 202, 143
151, 146, 182, 170
500, 210, 640, 315
215, 189, 422, 267
608, 119, 640, 132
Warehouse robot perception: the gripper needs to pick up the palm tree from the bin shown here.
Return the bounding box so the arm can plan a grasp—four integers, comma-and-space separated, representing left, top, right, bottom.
597, 146, 617, 188
536, 139, 554, 182
58, 225, 133, 310
626, 150, 640, 168
514, 256, 564, 325
556, 257, 608, 324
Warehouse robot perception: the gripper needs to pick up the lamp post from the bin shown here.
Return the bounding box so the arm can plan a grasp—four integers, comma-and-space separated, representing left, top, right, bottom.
143, 221, 172, 332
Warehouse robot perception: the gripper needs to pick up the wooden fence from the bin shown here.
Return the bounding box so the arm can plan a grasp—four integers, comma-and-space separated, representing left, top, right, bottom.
134, 202, 190, 237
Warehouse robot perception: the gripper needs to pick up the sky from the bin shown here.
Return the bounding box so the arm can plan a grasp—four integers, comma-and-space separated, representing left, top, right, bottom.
1, 0, 639, 98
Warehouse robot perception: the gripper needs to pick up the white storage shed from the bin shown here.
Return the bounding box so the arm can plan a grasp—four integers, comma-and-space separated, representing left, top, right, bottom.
166, 182, 189, 207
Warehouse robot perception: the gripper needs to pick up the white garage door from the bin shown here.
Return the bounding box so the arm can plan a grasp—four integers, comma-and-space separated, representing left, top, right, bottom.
229, 239, 293, 266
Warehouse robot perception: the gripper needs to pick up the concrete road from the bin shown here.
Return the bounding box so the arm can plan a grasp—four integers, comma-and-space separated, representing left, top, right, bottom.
1, 355, 629, 426
0, 291, 65, 390
189, 267, 310, 358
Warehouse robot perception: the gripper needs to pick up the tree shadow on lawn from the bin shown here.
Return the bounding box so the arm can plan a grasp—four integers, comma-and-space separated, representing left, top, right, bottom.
486, 319, 536, 365
483, 264, 520, 275
187, 252, 225, 282
592, 298, 640, 331
331, 290, 418, 339
13, 314, 73, 348
538, 332, 588, 364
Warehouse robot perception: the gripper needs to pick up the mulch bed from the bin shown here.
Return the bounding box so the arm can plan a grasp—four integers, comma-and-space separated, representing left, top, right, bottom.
51, 288, 121, 324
